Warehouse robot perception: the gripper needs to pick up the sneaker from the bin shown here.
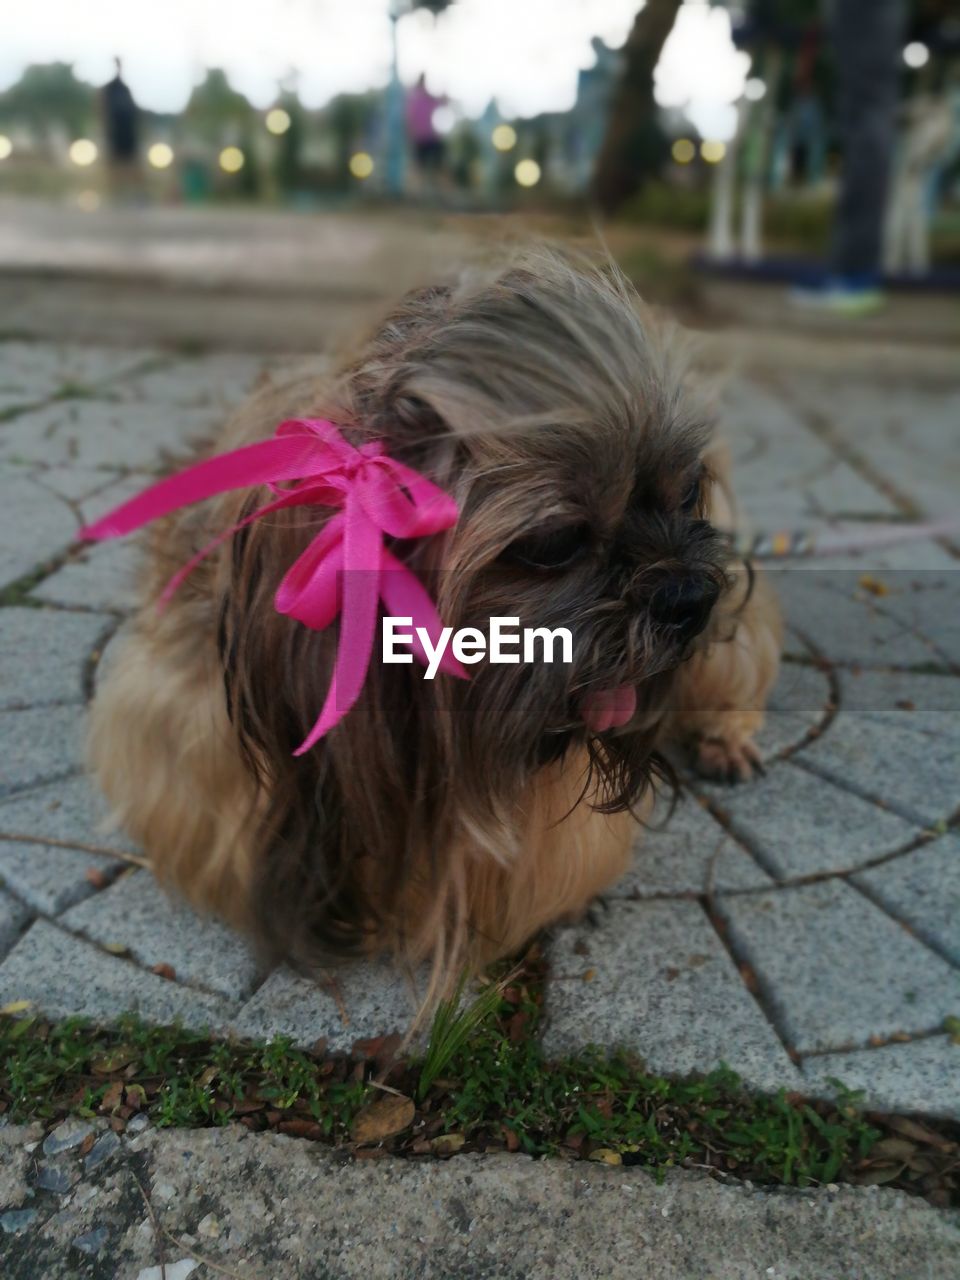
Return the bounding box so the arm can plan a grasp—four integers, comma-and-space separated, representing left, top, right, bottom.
788, 276, 885, 315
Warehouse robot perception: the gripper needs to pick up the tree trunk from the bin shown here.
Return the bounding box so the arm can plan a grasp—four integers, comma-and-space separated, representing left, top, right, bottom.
592, 0, 683, 215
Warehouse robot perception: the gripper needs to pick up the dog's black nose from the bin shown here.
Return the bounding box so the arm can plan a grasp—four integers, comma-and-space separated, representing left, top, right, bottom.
650, 576, 719, 639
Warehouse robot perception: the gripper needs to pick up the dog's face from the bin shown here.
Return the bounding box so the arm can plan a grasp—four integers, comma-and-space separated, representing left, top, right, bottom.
366, 263, 731, 816
423, 405, 729, 813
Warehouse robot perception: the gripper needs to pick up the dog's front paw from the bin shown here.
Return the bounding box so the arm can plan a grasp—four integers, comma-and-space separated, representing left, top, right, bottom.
689, 711, 767, 784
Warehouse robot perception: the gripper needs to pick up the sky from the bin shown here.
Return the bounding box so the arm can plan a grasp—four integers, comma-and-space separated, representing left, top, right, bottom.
0, 0, 752, 137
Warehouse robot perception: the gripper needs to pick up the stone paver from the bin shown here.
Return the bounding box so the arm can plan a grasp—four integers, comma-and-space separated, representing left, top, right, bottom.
0, 920, 232, 1029
799, 714, 959, 826
0, 889, 29, 957
230, 962, 421, 1052
853, 837, 960, 965
61, 871, 260, 1000
0, 326, 958, 1121
543, 899, 800, 1092
0, 400, 218, 471
30, 542, 142, 612
772, 570, 939, 669
706, 760, 917, 880
616, 796, 771, 896
802, 1035, 960, 1121
716, 880, 960, 1053
0, 704, 85, 797
0, 607, 113, 710
0, 468, 76, 589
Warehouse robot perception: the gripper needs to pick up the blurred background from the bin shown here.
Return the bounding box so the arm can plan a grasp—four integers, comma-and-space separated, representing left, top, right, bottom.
0, 0, 958, 349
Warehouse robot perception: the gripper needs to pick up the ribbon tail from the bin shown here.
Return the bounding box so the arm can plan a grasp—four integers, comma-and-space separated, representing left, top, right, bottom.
79, 435, 326, 540
293, 502, 382, 755
380, 549, 468, 679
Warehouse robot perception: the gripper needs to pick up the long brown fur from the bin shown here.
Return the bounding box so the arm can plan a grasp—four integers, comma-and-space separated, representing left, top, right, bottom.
88, 251, 781, 1003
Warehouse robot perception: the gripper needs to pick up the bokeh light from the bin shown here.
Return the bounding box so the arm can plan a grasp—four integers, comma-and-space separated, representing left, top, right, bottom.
700, 139, 726, 164
671, 138, 695, 165
744, 77, 766, 102
514, 158, 541, 188
266, 108, 291, 135
68, 139, 98, 167
903, 42, 930, 69
0, 135, 12, 161
219, 146, 245, 173
492, 124, 517, 152
147, 142, 174, 169
349, 151, 374, 179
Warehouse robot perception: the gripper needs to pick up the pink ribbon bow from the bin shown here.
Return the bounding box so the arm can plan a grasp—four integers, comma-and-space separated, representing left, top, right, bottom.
80, 418, 467, 754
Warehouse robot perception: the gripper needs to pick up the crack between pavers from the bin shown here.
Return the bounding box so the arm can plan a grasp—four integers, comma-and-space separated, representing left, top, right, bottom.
791, 753, 956, 831
767, 371, 960, 563
695, 896, 801, 1065
797, 1023, 955, 1060
0, 901, 246, 1009
844, 875, 960, 973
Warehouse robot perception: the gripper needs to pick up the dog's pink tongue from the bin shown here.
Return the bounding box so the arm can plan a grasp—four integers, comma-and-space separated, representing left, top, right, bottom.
581, 685, 637, 733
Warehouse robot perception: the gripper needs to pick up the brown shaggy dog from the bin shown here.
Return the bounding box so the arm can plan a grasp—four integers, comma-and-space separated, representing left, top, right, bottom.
88, 253, 782, 1002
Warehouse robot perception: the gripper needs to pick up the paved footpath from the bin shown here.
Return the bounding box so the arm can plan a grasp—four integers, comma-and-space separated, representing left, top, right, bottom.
0, 330, 957, 1130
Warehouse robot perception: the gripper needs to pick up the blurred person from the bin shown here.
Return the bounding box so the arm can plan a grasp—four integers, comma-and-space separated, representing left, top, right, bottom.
884, 87, 959, 275
101, 57, 141, 200
793, 0, 907, 313
406, 73, 446, 194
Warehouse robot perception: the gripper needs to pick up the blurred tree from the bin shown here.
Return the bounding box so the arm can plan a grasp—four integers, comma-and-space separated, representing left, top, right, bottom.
0, 62, 94, 144
184, 68, 255, 145
273, 90, 306, 196
325, 92, 380, 185
592, 0, 683, 214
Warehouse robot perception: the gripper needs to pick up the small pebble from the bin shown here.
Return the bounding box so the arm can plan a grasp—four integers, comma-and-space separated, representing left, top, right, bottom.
84, 1130, 121, 1172
72, 1226, 109, 1256
136, 1260, 199, 1280
42, 1119, 94, 1157
35, 1164, 80, 1194
197, 1213, 222, 1238
126, 1114, 150, 1136
1, 1208, 39, 1234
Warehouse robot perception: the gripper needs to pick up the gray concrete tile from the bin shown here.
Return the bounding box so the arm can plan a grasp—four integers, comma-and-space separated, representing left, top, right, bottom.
716, 880, 960, 1053
837, 669, 960, 743
615, 797, 771, 897
0, 890, 30, 958
0, 470, 76, 589
0, 342, 153, 402
0, 773, 132, 914
0, 608, 113, 710
0, 838, 122, 917
0, 400, 217, 471
0, 919, 232, 1028
0, 773, 134, 854
707, 761, 917, 880
0, 704, 85, 797
853, 837, 960, 965
542, 899, 799, 1092
230, 962, 421, 1052
769, 569, 938, 669
801, 1036, 960, 1121
112, 354, 267, 408
61, 871, 259, 1000
798, 714, 958, 826
31, 541, 141, 612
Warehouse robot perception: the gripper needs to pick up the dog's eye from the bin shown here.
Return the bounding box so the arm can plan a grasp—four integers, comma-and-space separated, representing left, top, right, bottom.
681, 472, 703, 514
502, 523, 590, 570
